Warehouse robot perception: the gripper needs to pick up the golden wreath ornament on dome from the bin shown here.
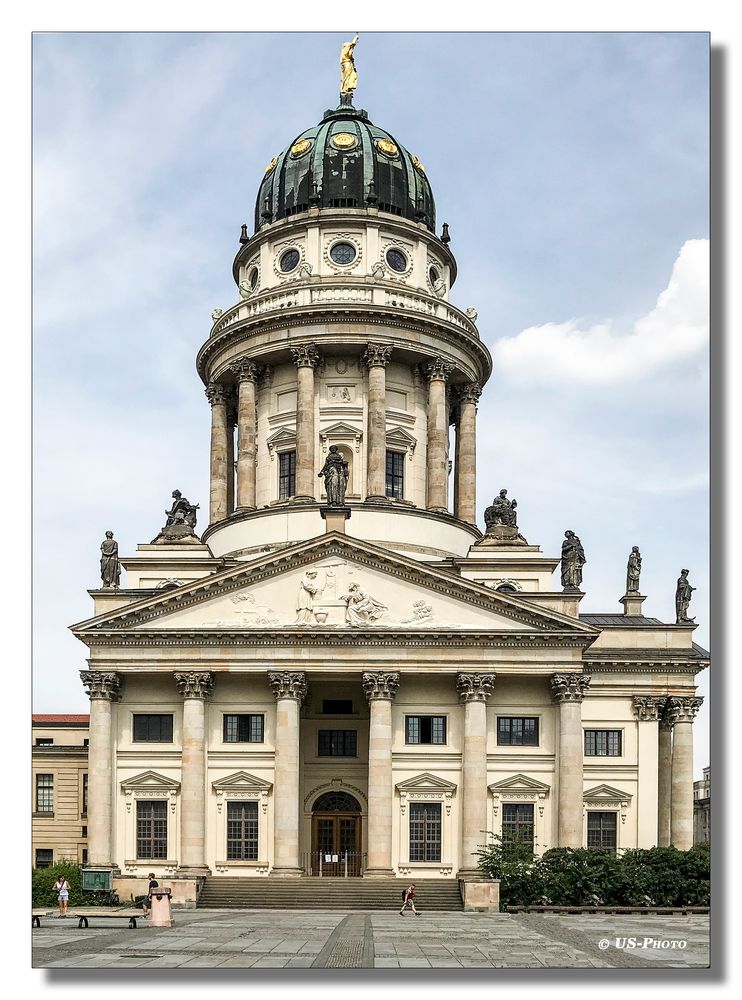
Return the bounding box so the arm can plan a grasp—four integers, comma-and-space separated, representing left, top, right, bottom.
410, 154, 426, 174
376, 138, 399, 157
290, 139, 313, 158
264, 156, 278, 175
331, 132, 358, 150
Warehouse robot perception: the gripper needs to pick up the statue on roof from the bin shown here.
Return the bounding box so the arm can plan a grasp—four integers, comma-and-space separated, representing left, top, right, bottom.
561, 530, 586, 591
626, 546, 642, 594
151, 490, 201, 545
675, 568, 696, 624
340, 34, 360, 101
99, 531, 120, 589
485, 489, 519, 530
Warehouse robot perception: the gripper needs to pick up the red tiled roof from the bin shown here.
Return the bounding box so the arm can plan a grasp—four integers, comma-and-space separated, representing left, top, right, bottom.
32, 714, 90, 723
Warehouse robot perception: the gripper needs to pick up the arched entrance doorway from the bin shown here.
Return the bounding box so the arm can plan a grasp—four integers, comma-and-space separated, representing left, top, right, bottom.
310, 791, 363, 877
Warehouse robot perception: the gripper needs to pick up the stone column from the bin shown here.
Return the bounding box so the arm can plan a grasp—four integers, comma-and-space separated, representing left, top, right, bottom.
426, 357, 454, 512
231, 360, 259, 509
80, 671, 121, 868
175, 672, 214, 873
657, 707, 673, 847
362, 671, 400, 876
291, 345, 320, 501
206, 382, 229, 524
550, 673, 591, 848
632, 696, 664, 848
667, 696, 703, 850
363, 343, 393, 500
454, 383, 481, 525
226, 391, 236, 516
457, 672, 496, 874
269, 671, 307, 873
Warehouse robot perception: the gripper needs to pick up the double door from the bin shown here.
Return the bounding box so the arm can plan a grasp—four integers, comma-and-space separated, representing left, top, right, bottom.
311, 812, 362, 876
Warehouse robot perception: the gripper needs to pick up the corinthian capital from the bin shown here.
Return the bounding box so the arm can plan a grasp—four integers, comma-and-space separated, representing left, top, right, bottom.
290, 344, 320, 369
205, 381, 229, 406
174, 671, 214, 700
269, 671, 308, 702
457, 382, 482, 406
230, 359, 260, 383
664, 695, 703, 725
80, 670, 122, 702
550, 672, 591, 704
363, 343, 393, 368
456, 672, 496, 703
425, 357, 454, 382
632, 695, 667, 722
362, 671, 400, 702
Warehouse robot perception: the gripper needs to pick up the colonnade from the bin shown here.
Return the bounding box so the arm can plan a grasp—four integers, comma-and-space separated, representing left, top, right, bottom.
203, 344, 481, 527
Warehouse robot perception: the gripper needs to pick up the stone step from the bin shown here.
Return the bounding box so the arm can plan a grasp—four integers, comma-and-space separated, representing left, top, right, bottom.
197, 876, 463, 910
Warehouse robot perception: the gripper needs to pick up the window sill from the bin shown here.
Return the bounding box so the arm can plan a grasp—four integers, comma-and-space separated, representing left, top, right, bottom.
215, 860, 268, 867
33, 812, 54, 818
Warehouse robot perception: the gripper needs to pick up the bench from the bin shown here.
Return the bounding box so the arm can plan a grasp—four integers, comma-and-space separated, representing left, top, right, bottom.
67, 907, 143, 929
32, 910, 55, 927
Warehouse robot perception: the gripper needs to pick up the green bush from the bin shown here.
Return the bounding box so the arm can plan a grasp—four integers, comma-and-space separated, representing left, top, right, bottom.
476, 836, 710, 909
32, 861, 109, 908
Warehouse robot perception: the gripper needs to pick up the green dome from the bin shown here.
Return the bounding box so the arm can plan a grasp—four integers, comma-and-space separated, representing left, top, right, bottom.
254, 104, 436, 233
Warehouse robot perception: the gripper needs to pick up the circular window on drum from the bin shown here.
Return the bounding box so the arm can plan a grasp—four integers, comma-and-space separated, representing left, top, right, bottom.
279, 248, 300, 273
429, 266, 440, 286
249, 267, 259, 290
329, 241, 357, 266
386, 248, 408, 273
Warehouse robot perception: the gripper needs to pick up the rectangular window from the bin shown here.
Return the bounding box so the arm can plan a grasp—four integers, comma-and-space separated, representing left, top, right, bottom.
35, 738, 53, 746
223, 714, 265, 743
322, 699, 353, 715
35, 773, 53, 813
136, 800, 168, 859
133, 714, 173, 743
82, 773, 88, 816
584, 730, 622, 756
81, 825, 88, 837
587, 811, 618, 851
82, 849, 88, 865
226, 801, 259, 861
409, 802, 441, 862
318, 730, 357, 756
279, 450, 296, 499
501, 803, 535, 857
385, 450, 405, 499
35, 849, 53, 869
405, 716, 447, 745
497, 717, 539, 746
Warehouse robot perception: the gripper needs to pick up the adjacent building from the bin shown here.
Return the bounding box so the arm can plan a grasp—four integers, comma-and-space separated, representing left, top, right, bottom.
69, 68, 709, 903
32, 715, 90, 868
693, 766, 710, 844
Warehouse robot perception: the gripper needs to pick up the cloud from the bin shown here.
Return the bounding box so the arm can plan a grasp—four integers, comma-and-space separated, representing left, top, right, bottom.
491, 239, 708, 385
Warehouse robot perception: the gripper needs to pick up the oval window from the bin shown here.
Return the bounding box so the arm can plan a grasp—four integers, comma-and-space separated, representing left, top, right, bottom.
329, 242, 357, 265
429, 266, 440, 286
279, 249, 300, 273
386, 248, 408, 273
249, 267, 259, 290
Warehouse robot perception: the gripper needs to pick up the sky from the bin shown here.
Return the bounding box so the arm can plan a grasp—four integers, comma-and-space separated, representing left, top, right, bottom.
32, 31, 710, 774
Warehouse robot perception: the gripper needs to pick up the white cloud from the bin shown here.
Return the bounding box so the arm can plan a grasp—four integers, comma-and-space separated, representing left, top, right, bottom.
491, 239, 708, 385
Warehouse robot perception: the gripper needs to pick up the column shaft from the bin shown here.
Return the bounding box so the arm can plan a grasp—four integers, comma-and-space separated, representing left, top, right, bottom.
455, 389, 479, 524
670, 721, 694, 850
551, 673, 590, 848
292, 346, 319, 501
364, 345, 392, 500
87, 697, 115, 867
226, 418, 235, 515
207, 383, 229, 523
658, 723, 673, 846
426, 361, 452, 511
461, 699, 488, 870
269, 672, 306, 874
235, 368, 258, 508
363, 672, 399, 876
176, 672, 213, 873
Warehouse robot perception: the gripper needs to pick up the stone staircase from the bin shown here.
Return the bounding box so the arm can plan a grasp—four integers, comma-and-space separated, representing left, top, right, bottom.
197, 876, 463, 911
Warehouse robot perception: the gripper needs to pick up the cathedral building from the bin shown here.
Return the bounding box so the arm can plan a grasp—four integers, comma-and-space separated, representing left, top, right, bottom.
70, 60, 708, 906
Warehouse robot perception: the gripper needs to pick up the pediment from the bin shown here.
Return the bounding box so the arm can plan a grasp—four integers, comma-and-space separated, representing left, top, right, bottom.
489, 774, 551, 795
71, 533, 598, 639
386, 426, 417, 451
396, 772, 457, 793
320, 421, 362, 438
583, 783, 633, 802
120, 770, 181, 792
211, 771, 273, 792
266, 426, 297, 449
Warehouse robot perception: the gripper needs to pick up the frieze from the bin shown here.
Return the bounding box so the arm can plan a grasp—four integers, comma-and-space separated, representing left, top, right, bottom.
456, 672, 496, 703
664, 695, 703, 725
362, 671, 400, 702
174, 671, 214, 699
550, 672, 591, 703
80, 670, 121, 701
268, 670, 307, 702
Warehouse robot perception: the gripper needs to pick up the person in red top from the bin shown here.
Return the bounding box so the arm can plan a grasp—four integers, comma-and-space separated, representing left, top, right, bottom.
399, 882, 421, 916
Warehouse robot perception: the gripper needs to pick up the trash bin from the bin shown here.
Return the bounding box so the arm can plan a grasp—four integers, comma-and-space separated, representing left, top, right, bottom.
149, 887, 174, 927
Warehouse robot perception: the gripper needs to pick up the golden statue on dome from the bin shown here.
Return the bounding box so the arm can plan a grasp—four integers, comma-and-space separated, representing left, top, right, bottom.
340, 34, 359, 102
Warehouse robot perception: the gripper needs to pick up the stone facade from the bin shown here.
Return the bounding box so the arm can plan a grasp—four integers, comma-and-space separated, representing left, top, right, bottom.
32, 716, 90, 867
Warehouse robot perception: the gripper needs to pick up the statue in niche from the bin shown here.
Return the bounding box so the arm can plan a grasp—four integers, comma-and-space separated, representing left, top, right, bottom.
340, 582, 387, 627
296, 569, 323, 626
151, 490, 201, 545
675, 569, 696, 624
626, 546, 642, 594
317, 445, 349, 506
99, 531, 120, 589
561, 530, 586, 590
484, 489, 519, 530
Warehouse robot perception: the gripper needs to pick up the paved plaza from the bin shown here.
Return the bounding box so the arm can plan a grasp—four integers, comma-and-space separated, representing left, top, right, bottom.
33, 909, 709, 970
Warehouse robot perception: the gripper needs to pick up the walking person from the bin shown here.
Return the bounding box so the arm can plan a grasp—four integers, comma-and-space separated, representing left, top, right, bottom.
399, 882, 421, 916
53, 874, 70, 917
141, 873, 159, 917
